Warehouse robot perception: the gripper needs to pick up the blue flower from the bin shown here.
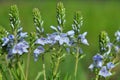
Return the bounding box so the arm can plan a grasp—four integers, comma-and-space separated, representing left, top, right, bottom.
2, 37, 9, 46
35, 37, 47, 45
47, 33, 58, 45
93, 54, 103, 61
8, 34, 14, 40
115, 30, 120, 42
34, 46, 45, 61
107, 62, 115, 70
115, 46, 120, 53
89, 61, 103, 71
68, 40, 74, 46
99, 66, 112, 78
78, 32, 89, 45
55, 33, 69, 45
93, 54, 103, 68
12, 41, 29, 55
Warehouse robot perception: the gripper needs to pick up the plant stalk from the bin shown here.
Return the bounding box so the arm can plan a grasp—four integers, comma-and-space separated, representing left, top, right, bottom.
95, 74, 99, 80
53, 57, 60, 78
25, 47, 31, 80
18, 61, 26, 80
42, 55, 46, 80
74, 45, 79, 80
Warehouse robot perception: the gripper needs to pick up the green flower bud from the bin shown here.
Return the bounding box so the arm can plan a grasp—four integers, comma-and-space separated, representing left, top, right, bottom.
33, 8, 44, 37
9, 5, 20, 31
56, 2, 66, 32
99, 31, 110, 53
0, 26, 7, 56
72, 11, 83, 34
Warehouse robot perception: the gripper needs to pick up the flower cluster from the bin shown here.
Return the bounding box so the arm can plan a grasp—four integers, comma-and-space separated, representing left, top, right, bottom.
33, 11, 89, 61
2, 28, 29, 58
89, 31, 120, 79
1, 5, 29, 59
32, 3, 89, 79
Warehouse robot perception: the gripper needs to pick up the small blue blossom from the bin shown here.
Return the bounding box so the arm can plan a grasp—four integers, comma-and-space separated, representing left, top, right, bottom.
47, 33, 57, 45
78, 32, 89, 45
89, 62, 103, 71
107, 62, 115, 70
93, 54, 103, 62
2, 37, 9, 46
35, 37, 47, 45
12, 41, 29, 55
55, 33, 69, 45
8, 34, 14, 40
93, 54, 103, 68
114, 46, 120, 53
99, 66, 112, 78
115, 30, 120, 42
34, 46, 45, 61
68, 39, 76, 46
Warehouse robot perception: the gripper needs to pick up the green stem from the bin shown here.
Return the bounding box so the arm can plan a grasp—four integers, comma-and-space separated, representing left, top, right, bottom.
42, 55, 46, 80
5, 55, 13, 80
10, 68, 19, 80
18, 61, 26, 80
74, 43, 79, 80
53, 47, 62, 79
53, 57, 60, 79
74, 46, 79, 80
95, 74, 99, 80
25, 48, 31, 80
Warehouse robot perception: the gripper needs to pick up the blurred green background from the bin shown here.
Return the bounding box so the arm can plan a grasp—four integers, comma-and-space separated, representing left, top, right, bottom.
0, 0, 120, 80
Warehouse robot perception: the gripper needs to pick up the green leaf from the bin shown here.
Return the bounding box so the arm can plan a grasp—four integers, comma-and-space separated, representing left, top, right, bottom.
35, 71, 44, 80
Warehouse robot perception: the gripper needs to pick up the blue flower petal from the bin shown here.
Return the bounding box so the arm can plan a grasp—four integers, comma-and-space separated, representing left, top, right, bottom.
2, 37, 9, 46
99, 66, 112, 78
107, 62, 115, 70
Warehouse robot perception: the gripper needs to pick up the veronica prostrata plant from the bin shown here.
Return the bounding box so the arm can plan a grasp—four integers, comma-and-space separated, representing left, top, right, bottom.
0, 5, 29, 80
32, 2, 89, 80
89, 31, 120, 80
